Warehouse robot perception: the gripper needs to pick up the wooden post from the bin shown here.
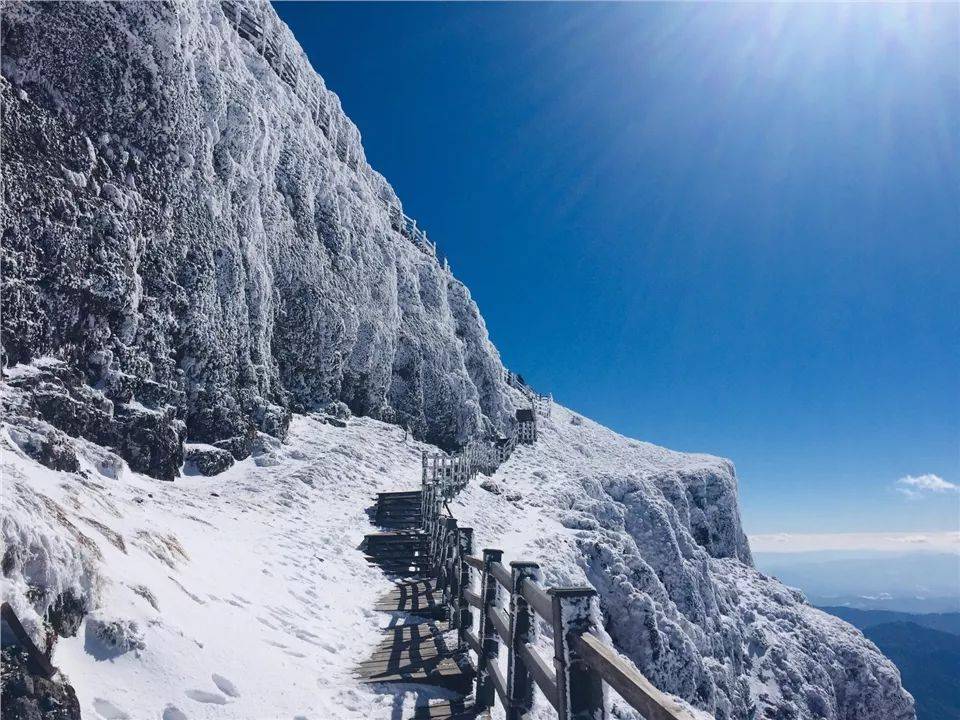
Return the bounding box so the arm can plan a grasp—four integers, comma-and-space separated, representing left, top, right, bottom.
476, 548, 504, 710
506, 562, 540, 720
550, 588, 605, 720
420, 452, 428, 531
457, 528, 474, 650
441, 518, 458, 609
431, 506, 446, 570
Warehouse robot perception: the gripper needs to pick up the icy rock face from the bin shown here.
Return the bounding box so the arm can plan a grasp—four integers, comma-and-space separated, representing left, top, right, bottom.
0, 0, 514, 476
457, 407, 916, 720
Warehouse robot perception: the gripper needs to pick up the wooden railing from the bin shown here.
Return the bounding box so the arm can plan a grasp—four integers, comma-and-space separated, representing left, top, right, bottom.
535, 392, 553, 418
423, 519, 698, 720
419, 431, 695, 720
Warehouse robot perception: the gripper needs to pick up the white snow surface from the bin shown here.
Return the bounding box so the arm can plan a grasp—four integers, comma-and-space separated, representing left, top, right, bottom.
2, 408, 443, 720
2, 393, 913, 720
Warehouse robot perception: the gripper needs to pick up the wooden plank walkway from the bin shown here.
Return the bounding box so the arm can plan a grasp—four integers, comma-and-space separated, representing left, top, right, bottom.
357, 490, 485, 720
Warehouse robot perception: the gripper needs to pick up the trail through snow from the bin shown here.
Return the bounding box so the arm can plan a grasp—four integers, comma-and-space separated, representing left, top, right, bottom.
3, 412, 450, 720
2, 395, 913, 720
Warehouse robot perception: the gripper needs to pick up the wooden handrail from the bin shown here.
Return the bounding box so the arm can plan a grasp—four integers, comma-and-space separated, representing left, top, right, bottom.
490, 660, 508, 705
519, 577, 552, 619
519, 640, 558, 710
489, 561, 512, 590
464, 588, 482, 609
465, 628, 482, 655
574, 632, 698, 720
487, 605, 510, 644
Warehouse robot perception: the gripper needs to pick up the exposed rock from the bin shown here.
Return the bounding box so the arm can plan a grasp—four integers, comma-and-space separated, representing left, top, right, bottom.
479, 478, 504, 495
321, 401, 352, 421
44, 592, 84, 639
184, 445, 235, 476
113, 404, 184, 481
4, 362, 184, 480
0, 646, 81, 720
7, 424, 79, 474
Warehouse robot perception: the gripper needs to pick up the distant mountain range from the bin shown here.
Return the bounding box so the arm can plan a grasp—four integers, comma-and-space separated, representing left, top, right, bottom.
819, 607, 960, 720
754, 551, 960, 614
819, 606, 960, 635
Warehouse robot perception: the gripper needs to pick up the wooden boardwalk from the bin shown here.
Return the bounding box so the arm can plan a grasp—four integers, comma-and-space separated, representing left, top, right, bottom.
358, 491, 483, 720
358, 441, 691, 720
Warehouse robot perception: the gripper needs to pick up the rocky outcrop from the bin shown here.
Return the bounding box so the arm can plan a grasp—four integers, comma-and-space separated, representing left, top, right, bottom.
0, 0, 516, 480
1, 645, 82, 720
184, 444, 235, 476
3, 361, 185, 481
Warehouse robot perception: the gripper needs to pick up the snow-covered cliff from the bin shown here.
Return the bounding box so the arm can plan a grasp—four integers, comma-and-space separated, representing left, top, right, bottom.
453, 406, 915, 720
1, 0, 514, 482
0, 3, 916, 720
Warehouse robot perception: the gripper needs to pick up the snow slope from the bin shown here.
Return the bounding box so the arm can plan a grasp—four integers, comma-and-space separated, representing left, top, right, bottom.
1, 378, 914, 720
2, 402, 445, 720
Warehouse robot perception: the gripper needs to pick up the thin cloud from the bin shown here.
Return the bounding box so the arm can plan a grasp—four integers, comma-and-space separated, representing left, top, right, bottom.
896, 473, 958, 499
749, 531, 960, 554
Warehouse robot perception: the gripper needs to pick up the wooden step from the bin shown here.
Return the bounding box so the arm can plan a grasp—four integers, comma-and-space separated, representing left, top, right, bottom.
365, 532, 427, 542
374, 581, 442, 614
365, 530, 427, 540
357, 627, 473, 693
365, 541, 429, 553
366, 550, 430, 562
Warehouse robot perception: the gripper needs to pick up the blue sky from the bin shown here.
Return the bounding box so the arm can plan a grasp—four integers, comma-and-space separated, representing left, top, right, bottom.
274, 3, 959, 536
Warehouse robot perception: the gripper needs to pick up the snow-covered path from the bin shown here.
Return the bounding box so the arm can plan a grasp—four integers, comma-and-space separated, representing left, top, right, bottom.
3, 400, 914, 719
3, 413, 441, 720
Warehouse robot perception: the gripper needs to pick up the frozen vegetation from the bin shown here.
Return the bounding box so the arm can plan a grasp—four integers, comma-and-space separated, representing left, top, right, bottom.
0, 2, 915, 720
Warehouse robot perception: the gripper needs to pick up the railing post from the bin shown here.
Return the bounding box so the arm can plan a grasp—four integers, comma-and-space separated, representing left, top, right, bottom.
457, 528, 474, 650
476, 548, 504, 710
429, 488, 440, 563
432, 510, 448, 572
550, 588, 605, 720
420, 451, 428, 530
506, 561, 540, 720
441, 518, 458, 609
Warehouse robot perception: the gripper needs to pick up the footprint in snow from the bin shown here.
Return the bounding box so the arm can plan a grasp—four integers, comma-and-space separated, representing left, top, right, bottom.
185, 689, 228, 705
162, 706, 189, 720
93, 698, 130, 720
212, 673, 240, 698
